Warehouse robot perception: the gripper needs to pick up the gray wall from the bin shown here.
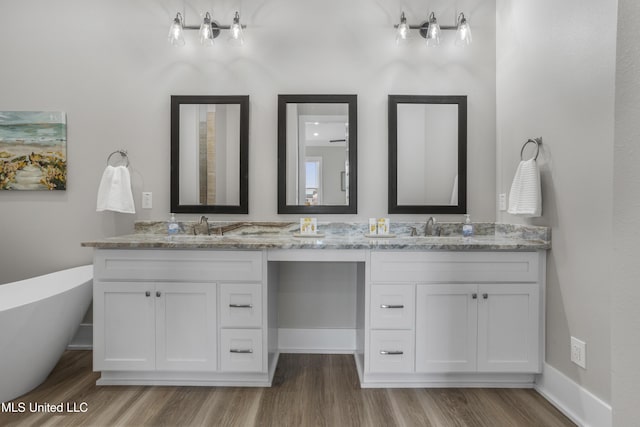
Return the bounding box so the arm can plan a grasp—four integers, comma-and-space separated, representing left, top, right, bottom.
0, 0, 497, 284
613, 0, 640, 424
496, 0, 616, 402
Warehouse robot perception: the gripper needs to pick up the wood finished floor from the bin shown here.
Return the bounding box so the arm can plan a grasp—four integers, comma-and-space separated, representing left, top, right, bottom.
0, 351, 575, 427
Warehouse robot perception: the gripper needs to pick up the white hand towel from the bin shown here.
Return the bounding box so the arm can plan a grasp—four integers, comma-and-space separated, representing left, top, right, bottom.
507, 159, 541, 217
96, 165, 136, 214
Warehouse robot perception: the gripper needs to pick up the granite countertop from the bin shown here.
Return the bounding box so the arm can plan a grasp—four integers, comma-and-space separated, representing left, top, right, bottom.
82, 221, 551, 251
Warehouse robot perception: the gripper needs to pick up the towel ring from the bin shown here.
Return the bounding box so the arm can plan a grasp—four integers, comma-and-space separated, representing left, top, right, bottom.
107, 149, 129, 167
520, 138, 541, 161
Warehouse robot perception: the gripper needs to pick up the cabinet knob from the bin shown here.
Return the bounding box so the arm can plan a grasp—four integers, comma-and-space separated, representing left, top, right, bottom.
482, 293, 488, 299
145, 291, 151, 297
472, 293, 477, 299
156, 291, 162, 297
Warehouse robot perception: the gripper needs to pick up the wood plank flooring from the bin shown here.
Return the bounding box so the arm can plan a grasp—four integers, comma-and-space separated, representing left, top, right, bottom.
0, 351, 575, 427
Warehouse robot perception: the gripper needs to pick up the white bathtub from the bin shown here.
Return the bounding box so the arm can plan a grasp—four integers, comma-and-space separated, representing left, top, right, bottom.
0, 265, 93, 403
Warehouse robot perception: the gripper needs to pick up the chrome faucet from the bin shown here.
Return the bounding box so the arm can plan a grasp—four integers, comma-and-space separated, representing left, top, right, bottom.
194, 216, 210, 235
425, 216, 440, 236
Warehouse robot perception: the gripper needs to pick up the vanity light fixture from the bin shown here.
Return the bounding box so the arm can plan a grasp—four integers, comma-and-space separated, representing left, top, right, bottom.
168, 10, 247, 47
199, 12, 215, 46
455, 13, 472, 46
396, 12, 409, 44
394, 11, 472, 47
425, 12, 441, 47
230, 12, 245, 45
168, 13, 186, 47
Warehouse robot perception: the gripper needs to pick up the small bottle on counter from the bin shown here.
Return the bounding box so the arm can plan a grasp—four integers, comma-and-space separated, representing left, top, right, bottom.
462, 214, 474, 238
167, 213, 179, 238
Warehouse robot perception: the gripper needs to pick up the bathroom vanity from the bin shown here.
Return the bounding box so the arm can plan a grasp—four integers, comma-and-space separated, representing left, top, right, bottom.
83, 222, 550, 388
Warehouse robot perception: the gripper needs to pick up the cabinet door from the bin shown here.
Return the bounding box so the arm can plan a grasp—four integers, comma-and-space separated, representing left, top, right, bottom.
370, 284, 415, 330
220, 283, 262, 328
155, 283, 217, 372
416, 284, 478, 372
477, 283, 540, 373
94, 282, 156, 371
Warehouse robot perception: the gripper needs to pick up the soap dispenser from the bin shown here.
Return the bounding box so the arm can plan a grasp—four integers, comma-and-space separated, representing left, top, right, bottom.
167, 213, 179, 237
462, 214, 474, 238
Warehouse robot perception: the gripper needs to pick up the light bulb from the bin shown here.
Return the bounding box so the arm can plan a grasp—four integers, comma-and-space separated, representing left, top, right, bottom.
230, 12, 244, 45
200, 12, 215, 46
426, 12, 440, 47
168, 13, 185, 47
455, 13, 472, 46
396, 12, 409, 44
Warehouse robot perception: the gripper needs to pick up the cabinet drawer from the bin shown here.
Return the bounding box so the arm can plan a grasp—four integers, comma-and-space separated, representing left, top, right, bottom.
371, 251, 539, 283
95, 249, 263, 282
369, 330, 414, 373
371, 284, 415, 330
220, 283, 262, 328
220, 329, 263, 372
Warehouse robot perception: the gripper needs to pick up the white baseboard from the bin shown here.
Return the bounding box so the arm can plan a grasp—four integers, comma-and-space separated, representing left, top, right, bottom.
278, 328, 356, 353
535, 363, 611, 427
67, 323, 93, 350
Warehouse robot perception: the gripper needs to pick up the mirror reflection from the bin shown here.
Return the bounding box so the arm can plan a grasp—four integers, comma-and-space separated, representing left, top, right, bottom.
171, 95, 249, 214
179, 104, 241, 206
389, 95, 467, 214
278, 95, 357, 214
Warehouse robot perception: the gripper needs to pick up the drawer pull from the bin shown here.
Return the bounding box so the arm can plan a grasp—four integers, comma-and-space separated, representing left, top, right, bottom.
230, 349, 253, 354
229, 304, 253, 308
380, 350, 404, 355
380, 304, 404, 309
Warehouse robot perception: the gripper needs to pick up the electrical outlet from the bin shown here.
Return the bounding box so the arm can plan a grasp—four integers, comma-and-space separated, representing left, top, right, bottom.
498, 193, 507, 211
570, 336, 586, 369
142, 192, 152, 209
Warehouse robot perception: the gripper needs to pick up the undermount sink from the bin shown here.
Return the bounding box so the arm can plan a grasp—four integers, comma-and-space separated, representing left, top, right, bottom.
405, 235, 475, 242
167, 234, 223, 240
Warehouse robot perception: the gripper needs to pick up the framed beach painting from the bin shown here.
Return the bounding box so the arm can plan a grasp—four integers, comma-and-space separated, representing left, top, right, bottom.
0, 111, 67, 190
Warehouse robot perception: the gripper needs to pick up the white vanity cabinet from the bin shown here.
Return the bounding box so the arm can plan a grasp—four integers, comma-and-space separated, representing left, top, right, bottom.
86, 236, 548, 389
218, 283, 264, 372
369, 284, 416, 373
364, 251, 545, 387
415, 282, 540, 373
92, 249, 272, 386
94, 281, 217, 372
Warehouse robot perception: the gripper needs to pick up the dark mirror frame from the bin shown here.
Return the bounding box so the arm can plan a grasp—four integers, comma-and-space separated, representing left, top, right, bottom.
170, 95, 249, 214
277, 94, 358, 214
388, 95, 467, 214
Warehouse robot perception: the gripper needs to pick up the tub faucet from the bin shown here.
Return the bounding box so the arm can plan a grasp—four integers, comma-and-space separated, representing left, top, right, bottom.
425, 216, 440, 236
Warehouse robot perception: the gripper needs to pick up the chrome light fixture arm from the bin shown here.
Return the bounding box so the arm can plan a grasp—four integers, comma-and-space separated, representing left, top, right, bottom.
394, 11, 470, 42
168, 10, 247, 45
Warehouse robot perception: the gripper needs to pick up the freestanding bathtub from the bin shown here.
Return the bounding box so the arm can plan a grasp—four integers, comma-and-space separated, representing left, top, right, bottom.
0, 265, 93, 403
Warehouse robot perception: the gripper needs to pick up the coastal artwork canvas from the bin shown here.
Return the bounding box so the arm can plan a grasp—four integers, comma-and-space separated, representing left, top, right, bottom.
0, 111, 67, 190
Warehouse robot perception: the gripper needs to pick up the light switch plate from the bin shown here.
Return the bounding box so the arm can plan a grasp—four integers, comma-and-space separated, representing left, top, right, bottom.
498, 193, 507, 211
142, 192, 152, 209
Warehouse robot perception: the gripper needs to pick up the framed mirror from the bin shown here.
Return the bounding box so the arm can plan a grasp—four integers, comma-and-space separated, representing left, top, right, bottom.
171, 95, 249, 214
278, 94, 357, 214
388, 95, 467, 214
